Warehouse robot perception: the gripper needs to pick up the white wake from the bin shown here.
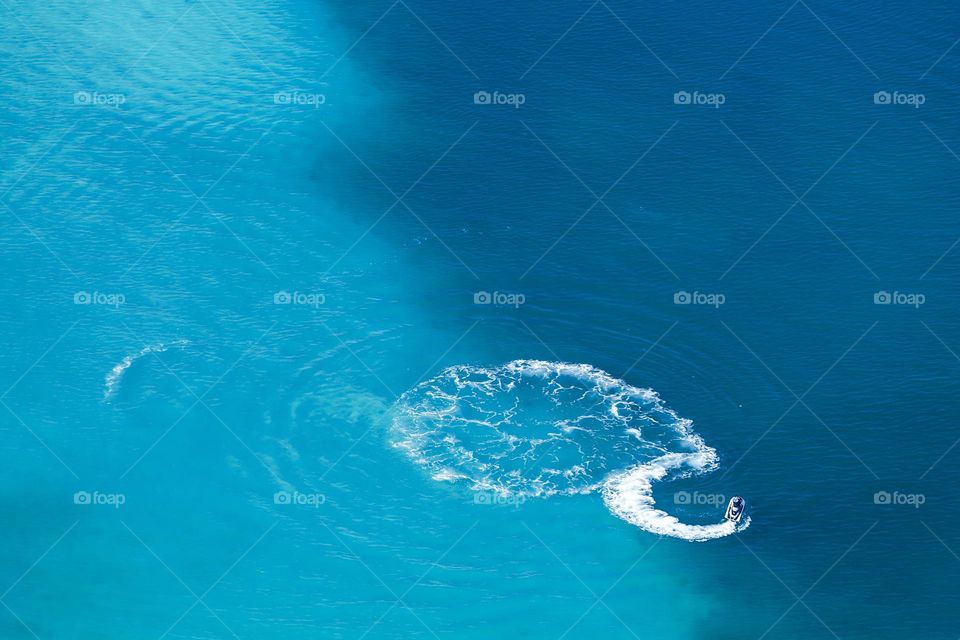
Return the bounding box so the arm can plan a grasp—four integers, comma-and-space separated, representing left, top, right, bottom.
104, 340, 189, 400
391, 360, 750, 542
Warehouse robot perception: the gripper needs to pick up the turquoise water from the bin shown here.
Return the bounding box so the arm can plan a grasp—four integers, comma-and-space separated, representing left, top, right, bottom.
2, 0, 960, 637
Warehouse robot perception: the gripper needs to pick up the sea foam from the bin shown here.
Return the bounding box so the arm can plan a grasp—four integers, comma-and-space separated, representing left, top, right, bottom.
103, 340, 189, 400
391, 360, 750, 541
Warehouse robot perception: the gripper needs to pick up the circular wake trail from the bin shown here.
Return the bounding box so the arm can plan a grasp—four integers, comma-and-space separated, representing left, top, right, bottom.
390, 360, 749, 541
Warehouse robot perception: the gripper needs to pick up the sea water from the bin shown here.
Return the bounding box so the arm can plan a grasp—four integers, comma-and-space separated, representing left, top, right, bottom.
1, 1, 959, 638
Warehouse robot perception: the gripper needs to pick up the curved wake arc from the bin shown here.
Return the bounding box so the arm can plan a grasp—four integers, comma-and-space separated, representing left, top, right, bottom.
601, 453, 751, 542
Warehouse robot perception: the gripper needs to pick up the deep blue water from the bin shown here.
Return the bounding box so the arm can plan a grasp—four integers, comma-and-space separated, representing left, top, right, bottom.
1, 0, 959, 637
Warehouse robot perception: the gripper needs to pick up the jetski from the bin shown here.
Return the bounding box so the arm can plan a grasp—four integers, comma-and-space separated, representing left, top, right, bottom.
724, 496, 745, 523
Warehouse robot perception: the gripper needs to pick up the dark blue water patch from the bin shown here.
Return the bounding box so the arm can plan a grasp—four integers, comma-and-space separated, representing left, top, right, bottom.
311, 0, 960, 635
